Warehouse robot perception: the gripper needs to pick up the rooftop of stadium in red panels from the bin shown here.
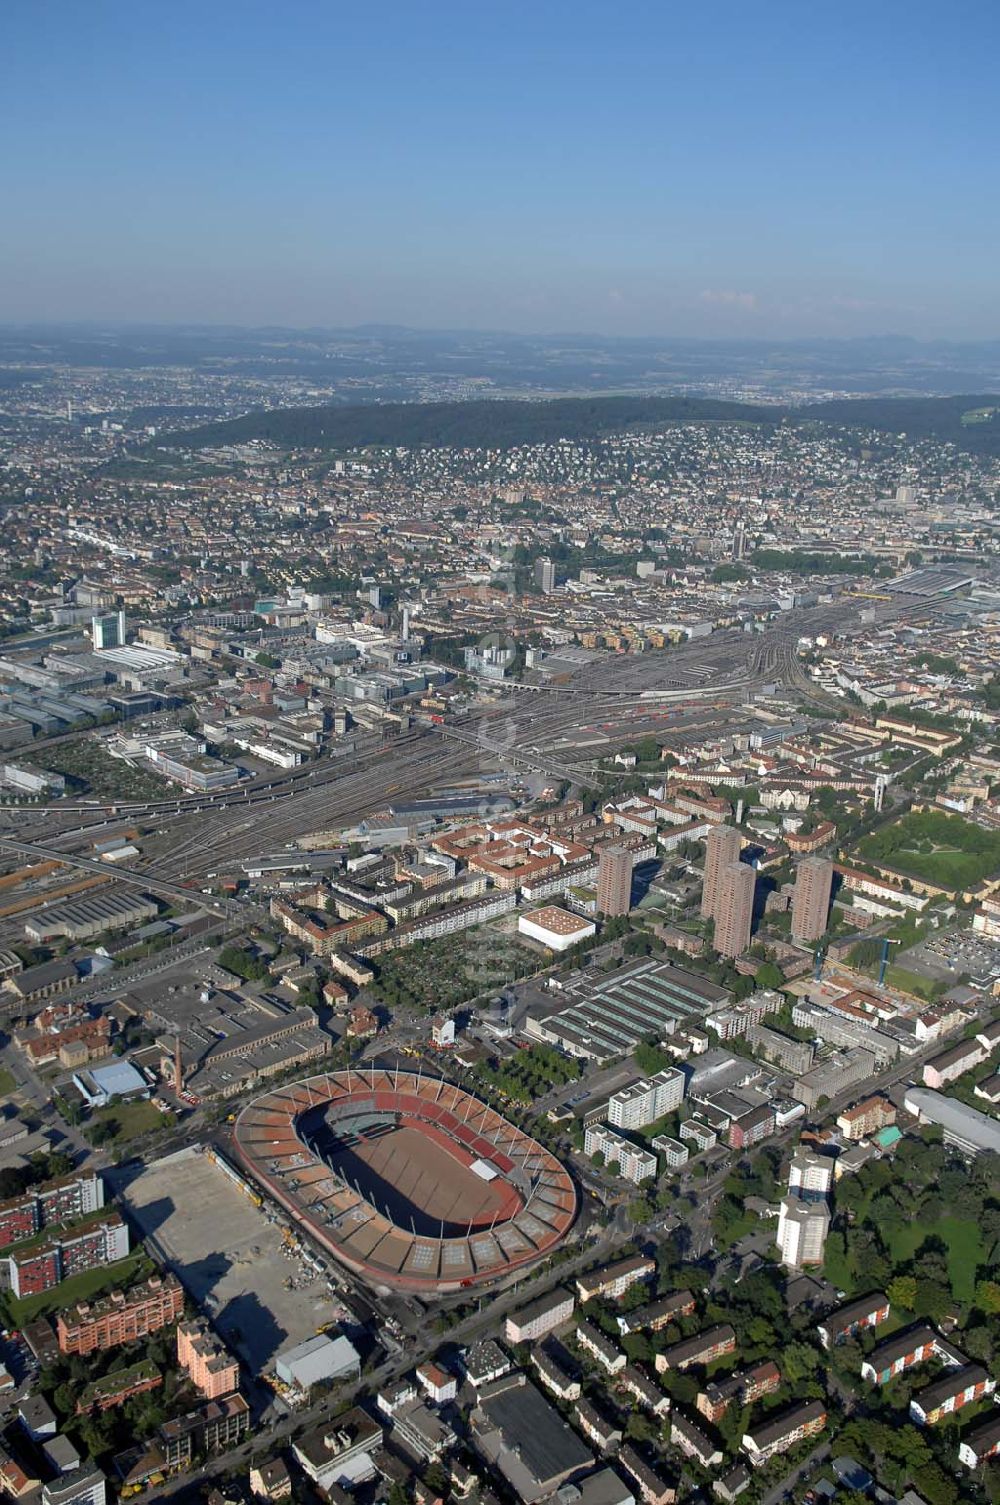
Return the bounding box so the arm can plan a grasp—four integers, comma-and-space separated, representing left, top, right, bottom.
232, 1068, 577, 1292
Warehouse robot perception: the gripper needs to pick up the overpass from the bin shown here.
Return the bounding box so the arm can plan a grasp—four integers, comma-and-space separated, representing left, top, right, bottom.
0, 835, 247, 922
428, 723, 602, 790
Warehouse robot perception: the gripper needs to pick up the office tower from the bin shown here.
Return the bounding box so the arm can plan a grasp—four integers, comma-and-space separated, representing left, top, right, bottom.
368, 584, 383, 608
732, 522, 747, 561
597, 845, 633, 917
700, 824, 742, 919
401, 606, 411, 641
534, 557, 556, 593
791, 857, 833, 942
713, 861, 755, 958
895, 484, 916, 507
91, 610, 126, 651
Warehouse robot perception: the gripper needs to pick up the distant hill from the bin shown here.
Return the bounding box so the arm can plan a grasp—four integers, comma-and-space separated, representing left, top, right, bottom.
151, 394, 777, 452
153, 391, 1000, 458
802, 393, 1000, 457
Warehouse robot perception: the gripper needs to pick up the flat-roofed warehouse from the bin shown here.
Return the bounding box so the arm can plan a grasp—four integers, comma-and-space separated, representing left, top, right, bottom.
471, 1372, 592, 1504
24, 891, 158, 944
904, 1087, 1000, 1157
526, 959, 729, 1062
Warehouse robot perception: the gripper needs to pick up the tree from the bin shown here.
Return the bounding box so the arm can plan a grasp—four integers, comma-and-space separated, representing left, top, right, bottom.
887, 1275, 918, 1310
975, 1279, 1000, 1315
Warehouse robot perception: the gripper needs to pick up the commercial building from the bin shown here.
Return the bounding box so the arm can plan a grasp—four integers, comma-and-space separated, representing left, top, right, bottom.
505, 1288, 574, 1345
701, 825, 742, 920
275, 1333, 360, 1390
746, 1021, 814, 1074
741, 1400, 826, 1467
534, 558, 556, 593
518, 906, 595, 951
608, 1069, 684, 1130
470, 1373, 592, 1505
791, 858, 833, 942
8, 1212, 129, 1299
177, 1319, 239, 1400
713, 861, 755, 959
793, 1047, 876, 1110
56, 1273, 184, 1355
597, 845, 634, 917
903, 1088, 1000, 1157
92, 611, 127, 651
41, 1466, 107, 1505
293, 1408, 383, 1492
73, 1060, 149, 1110
728, 1102, 776, 1150
526, 958, 728, 1063
24, 892, 157, 945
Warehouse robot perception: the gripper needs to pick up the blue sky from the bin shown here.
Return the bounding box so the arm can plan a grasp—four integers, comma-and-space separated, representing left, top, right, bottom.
2, 0, 998, 336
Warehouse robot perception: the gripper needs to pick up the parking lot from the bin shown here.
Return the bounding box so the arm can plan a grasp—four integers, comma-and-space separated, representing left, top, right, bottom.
119, 1146, 342, 1374
898, 926, 1000, 988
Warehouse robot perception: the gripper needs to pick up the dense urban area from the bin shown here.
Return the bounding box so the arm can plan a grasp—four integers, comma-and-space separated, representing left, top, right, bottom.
1, 339, 1000, 1505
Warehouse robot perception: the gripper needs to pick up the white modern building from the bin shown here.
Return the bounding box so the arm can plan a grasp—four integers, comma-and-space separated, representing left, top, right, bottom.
608, 1068, 685, 1130
518, 906, 596, 952
585, 1123, 657, 1184
776, 1197, 830, 1268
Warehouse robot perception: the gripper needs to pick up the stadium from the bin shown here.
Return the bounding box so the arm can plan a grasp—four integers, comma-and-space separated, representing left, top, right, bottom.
232, 1067, 577, 1292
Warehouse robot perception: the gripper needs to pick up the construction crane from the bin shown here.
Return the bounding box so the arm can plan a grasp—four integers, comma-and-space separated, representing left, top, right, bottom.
878, 936, 900, 987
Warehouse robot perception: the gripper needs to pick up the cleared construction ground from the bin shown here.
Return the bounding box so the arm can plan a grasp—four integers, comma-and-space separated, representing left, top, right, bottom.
120, 1145, 340, 1373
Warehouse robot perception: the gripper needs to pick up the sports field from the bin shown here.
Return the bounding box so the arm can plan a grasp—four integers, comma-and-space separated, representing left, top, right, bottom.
328, 1123, 517, 1235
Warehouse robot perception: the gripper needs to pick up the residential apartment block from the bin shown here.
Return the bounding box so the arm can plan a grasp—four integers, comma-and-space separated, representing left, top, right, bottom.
655, 1325, 737, 1373
742, 1399, 826, 1467
56, 1273, 184, 1355
177, 1318, 239, 1400
816, 1292, 890, 1350
9, 1212, 129, 1299
608, 1069, 685, 1130
505, 1287, 574, 1344
0, 1171, 104, 1251
576, 1255, 655, 1303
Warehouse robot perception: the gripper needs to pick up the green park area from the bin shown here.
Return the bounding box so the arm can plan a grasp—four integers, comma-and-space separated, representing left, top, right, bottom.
0, 1068, 17, 1097
85, 1100, 174, 1147
821, 1137, 996, 1314
857, 808, 1000, 891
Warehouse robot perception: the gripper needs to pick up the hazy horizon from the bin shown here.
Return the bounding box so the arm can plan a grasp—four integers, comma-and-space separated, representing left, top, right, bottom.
4, 0, 998, 339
